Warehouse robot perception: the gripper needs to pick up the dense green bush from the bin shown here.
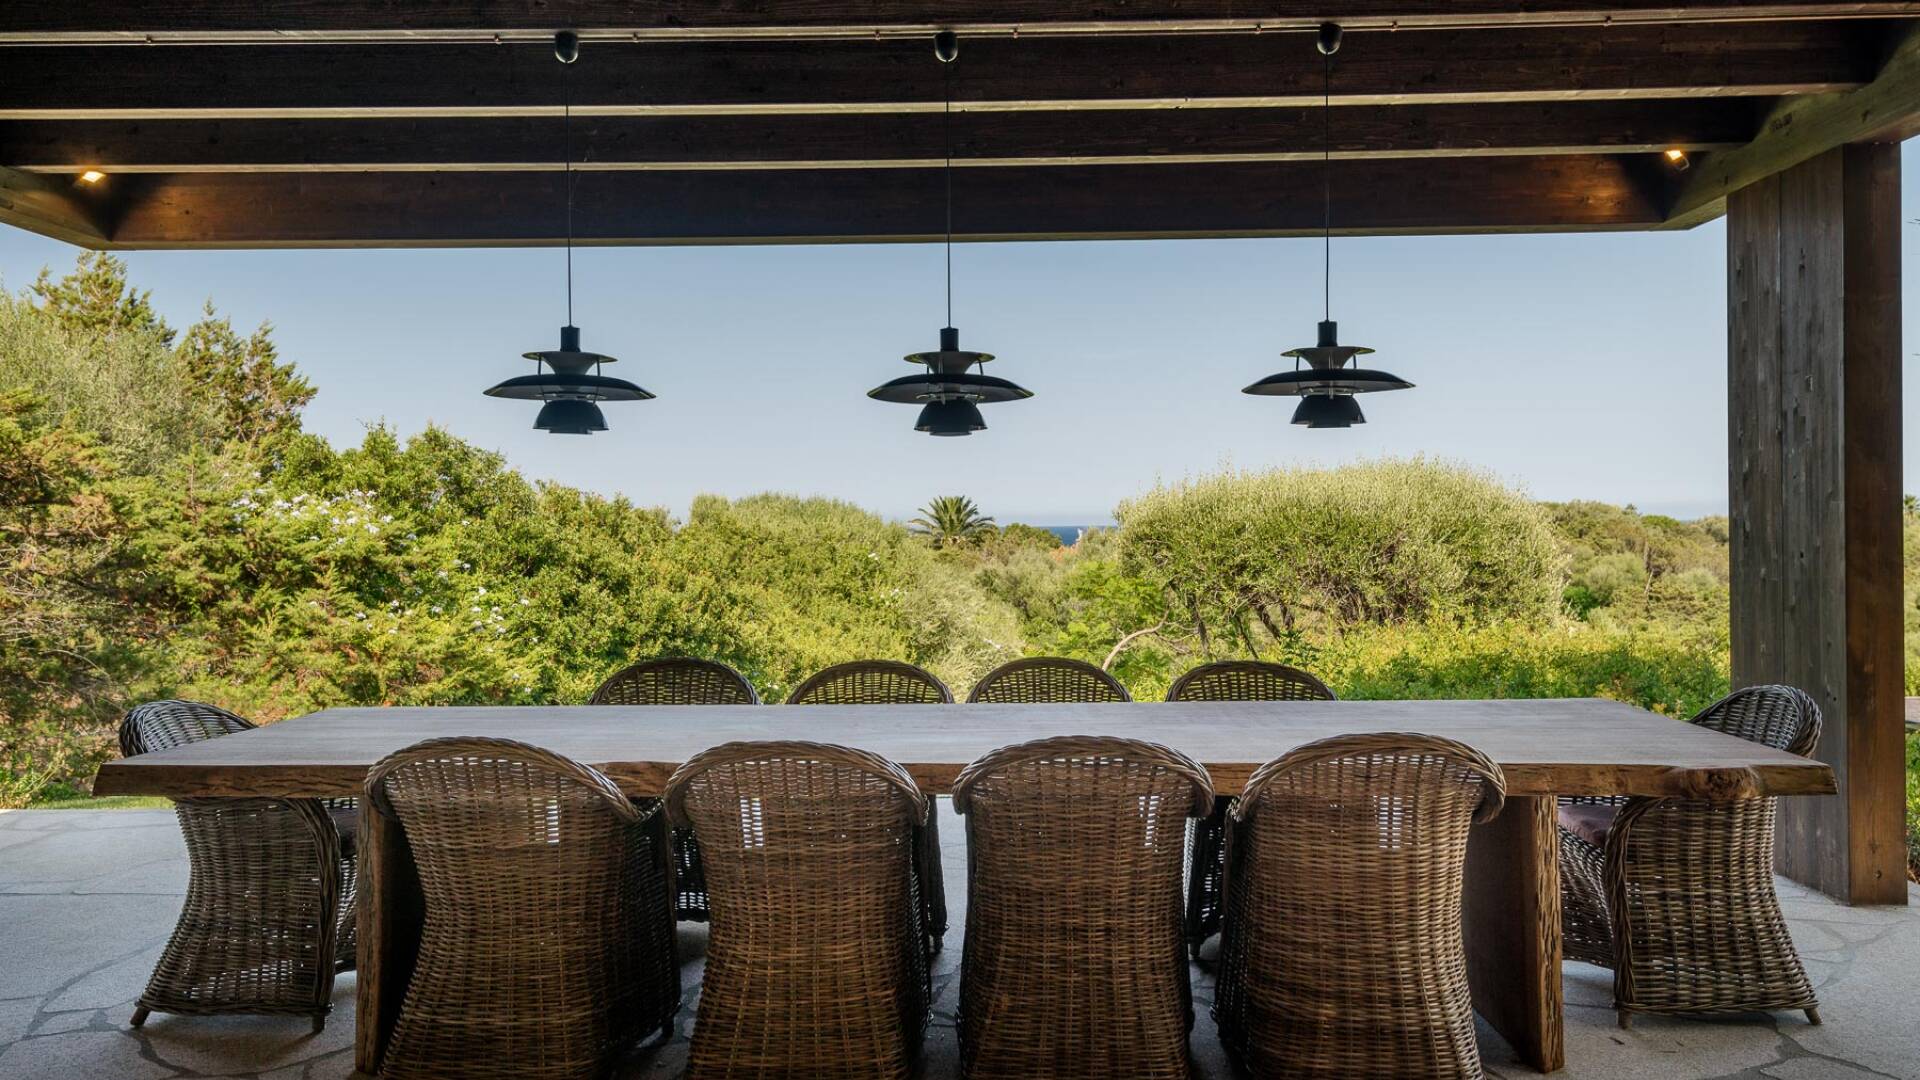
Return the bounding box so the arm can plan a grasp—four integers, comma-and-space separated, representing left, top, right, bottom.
1, 251, 1915, 858
1116, 460, 1565, 650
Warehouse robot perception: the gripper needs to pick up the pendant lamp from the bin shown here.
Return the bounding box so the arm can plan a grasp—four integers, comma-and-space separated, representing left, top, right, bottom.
867, 31, 1032, 436
484, 31, 654, 434
1242, 23, 1412, 429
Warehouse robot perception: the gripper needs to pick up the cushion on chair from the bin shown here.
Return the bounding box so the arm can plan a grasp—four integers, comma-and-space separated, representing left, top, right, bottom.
1557, 803, 1618, 848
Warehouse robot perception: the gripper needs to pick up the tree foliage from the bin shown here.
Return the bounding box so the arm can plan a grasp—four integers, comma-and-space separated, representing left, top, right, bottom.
8, 253, 1895, 819
909, 494, 995, 548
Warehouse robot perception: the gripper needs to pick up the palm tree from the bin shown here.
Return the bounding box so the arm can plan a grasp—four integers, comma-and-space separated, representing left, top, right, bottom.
910, 495, 995, 548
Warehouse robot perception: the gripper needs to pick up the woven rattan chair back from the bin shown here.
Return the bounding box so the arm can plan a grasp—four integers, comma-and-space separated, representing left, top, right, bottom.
1691, 684, 1821, 754
1216, 733, 1506, 1080
120, 701, 357, 1032
1164, 661, 1335, 956
966, 657, 1131, 704
782, 659, 952, 947
1165, 660, 1336, 703
365, 737, 679, 1080
785, 659, 953, 705
587, 656, 758, 922
665, 741, 935, 1080
121, 698, 255, 753
1577, 685, 1824, 1026
952, 736, 1212, 1080
589, 656, 759, 706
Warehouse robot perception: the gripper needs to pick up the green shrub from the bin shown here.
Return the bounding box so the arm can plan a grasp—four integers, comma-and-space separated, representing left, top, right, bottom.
1117, 459, 1566, 650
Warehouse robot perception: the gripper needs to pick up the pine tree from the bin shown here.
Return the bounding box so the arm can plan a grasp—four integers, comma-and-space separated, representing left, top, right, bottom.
30, 252, 173, 346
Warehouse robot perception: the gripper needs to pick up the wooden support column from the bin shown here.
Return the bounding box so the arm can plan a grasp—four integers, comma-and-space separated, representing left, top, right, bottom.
1727, 142, 1906, 905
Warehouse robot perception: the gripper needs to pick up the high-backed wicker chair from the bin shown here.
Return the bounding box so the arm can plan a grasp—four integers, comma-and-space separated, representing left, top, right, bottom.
590, 656, 759, 707
665, 741, 936, 1080
952, 736, 1212, 1080
590, 656, 758, 922
121, 700, 358, 1032
1215, 733, 1506, 1080
1165, 660, 1335, 956
786, 659, 954, 706
366, 737, 679, 1080
786, 658, 951, 950
966, 657, 1131, 704
1558, 684, 1823, 1028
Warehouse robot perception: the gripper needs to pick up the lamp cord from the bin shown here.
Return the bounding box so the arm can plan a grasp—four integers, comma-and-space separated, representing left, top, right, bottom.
1322, 47, 1331, 324
944, 58, 954, 329
564, 69, 575, 329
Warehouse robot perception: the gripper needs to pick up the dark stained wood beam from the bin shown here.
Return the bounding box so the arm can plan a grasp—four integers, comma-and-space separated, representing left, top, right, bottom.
1667, 20, 1920, 223
0, 100, 1759, 173
95, 155, 1665, 248
0, 164, 109, 246
1728, 143, 1906, 904
0, 23, 1877, 120
4, 1, 1919, 43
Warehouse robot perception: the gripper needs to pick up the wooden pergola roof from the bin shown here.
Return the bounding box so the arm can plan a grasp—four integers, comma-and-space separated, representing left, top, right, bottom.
2, 4, 1918, 247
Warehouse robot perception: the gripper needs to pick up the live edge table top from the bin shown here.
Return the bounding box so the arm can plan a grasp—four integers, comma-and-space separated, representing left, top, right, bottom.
94, 698, 1835, 801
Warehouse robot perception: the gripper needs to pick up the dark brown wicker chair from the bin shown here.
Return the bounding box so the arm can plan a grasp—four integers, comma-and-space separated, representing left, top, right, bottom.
1558, 684, 1823, 1028
952, 736, 1212, 1080
785, 658, 954, 705
589, 656, 758, 923
366, 737, 679, 1080
665, 741, 936, 1080
1165, 660, 1335, 957
121, 700, 357, 1032
785, 658, 951, 951
1215, 733, 1506, 1080
966, 657, 1131, 704
590, 656, 759, 707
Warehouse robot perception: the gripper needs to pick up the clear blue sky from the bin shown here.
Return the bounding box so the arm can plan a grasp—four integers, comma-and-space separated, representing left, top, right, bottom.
4, 142, 1917, 525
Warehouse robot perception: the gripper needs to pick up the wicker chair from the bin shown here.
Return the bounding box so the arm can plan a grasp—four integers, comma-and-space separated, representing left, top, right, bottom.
590, 656, 759, 707
1165, 660, 1335, 957
665, 741, 936, 1080
366, 737, 679, 1080
785, 658, 951, 951
121, 700, 358, 1032
786, 658, 954, 706
952, 736, 1212, 1080
1557, 684, 1823, 1028
590, 656, 758, 922
1215, 733, 1506, 1080
966, 657, 1131, 704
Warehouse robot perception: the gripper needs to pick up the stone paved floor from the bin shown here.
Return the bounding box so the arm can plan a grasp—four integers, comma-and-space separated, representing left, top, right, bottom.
2, 806, 1916, 1080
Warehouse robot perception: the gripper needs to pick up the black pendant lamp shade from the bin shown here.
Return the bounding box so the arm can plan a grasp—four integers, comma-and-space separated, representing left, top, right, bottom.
916, 400, 987, 436
1245, 23, 1412, 430
1243, 318, 1411, 429
870, 325, 1033, 416
485, 32, 654, 434
485, 324, 654, 435
870, 32, 1033, 436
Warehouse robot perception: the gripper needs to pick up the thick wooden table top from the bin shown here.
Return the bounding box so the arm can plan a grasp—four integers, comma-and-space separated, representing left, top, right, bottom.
93, 698, 1834, 800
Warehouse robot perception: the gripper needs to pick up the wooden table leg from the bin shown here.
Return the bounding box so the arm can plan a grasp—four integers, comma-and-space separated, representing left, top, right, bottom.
354, 804, 422, 1076
1463, 793, 1566, 1073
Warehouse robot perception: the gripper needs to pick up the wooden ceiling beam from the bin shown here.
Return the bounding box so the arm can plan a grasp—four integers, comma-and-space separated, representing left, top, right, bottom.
0, 23, 1876, 120
0, 164, 109, 246
0, 100, 1759, 174
96, 155, 1666, 248
1666, 20, 1920, 223
4, 1, 1918, 43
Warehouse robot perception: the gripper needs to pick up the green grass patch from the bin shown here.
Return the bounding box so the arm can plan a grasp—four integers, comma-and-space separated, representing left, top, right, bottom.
22, 781, 169, 811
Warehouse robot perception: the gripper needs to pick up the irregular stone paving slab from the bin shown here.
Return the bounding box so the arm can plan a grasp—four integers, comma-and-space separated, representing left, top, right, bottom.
1, 807, 1916, 1080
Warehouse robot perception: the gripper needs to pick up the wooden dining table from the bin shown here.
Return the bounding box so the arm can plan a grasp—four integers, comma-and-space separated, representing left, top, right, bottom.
93, 697, 1835, 1075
